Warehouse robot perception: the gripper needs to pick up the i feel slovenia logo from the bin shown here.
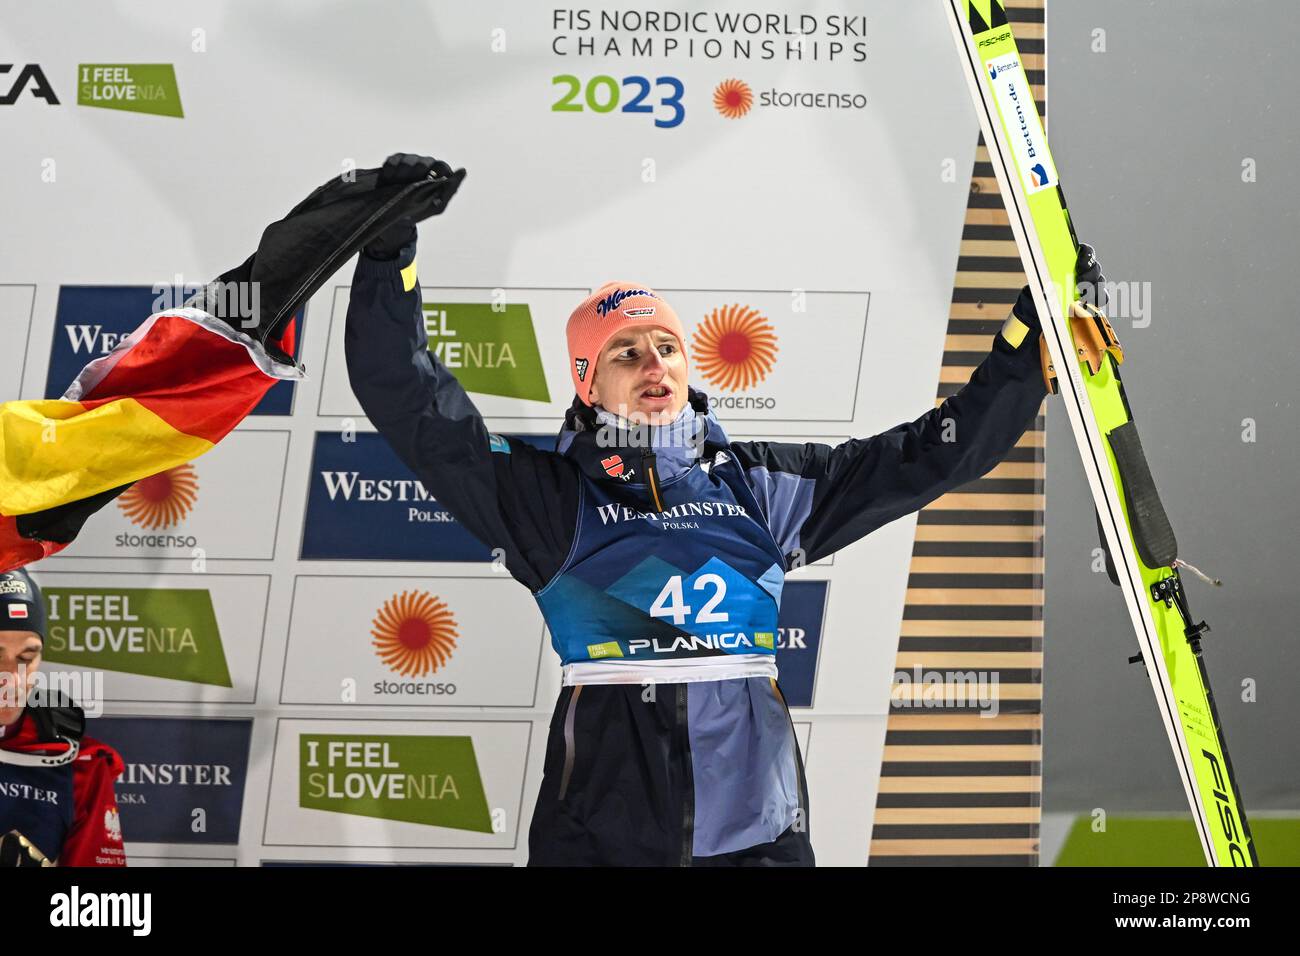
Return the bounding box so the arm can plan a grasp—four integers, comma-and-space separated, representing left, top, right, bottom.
42, 586, 233, 687
299, 734, 494, 832
422, 302, 550, 402
116, 463, 198, 529
371, 591, 458, 677
77, 64, 183, 117
691, 304, 779, 391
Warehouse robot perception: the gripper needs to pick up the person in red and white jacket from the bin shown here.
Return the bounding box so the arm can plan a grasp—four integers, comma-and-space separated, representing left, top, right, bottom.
0, 567, 126, 867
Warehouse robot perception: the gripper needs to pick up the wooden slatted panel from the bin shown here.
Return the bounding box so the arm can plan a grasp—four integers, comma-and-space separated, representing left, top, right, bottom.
869, 0, 1047, 868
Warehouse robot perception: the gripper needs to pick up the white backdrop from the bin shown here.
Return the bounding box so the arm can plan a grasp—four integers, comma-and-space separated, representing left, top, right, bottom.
0, 0, 978, 865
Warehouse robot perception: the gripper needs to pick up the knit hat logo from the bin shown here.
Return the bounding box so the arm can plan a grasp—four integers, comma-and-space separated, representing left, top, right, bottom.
566, 282, 688, 406
596, 287, 657, 317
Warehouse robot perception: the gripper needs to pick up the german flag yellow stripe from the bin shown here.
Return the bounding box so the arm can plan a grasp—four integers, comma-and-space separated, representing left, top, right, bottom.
0, 398, 213, 515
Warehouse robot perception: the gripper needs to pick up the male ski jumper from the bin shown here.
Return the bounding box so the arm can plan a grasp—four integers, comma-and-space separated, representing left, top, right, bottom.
343, 151, 1086, 865
345, 240, 1067, 866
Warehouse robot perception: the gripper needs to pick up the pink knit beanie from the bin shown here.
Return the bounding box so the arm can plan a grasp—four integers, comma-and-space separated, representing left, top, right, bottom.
566, 281, 687, 406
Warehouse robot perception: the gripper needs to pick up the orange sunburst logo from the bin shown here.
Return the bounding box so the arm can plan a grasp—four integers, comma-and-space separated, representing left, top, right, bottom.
117, 464, 199, 529
371, 590, 458, 677
713, 79, 753, 119
691, 304, 779, 392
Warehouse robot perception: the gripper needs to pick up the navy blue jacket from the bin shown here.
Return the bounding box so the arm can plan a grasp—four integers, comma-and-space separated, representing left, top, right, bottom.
344, 246, 1047, 597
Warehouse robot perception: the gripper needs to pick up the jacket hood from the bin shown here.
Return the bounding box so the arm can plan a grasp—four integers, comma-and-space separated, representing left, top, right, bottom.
555, 386, 730, 492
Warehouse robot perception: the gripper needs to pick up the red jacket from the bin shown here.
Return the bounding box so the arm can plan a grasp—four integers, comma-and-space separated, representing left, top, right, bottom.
0, 710, 127, 866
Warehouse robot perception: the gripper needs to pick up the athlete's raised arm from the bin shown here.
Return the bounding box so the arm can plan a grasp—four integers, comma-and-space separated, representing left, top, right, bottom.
343, 154, 580, 592
729, 246, 1104, 566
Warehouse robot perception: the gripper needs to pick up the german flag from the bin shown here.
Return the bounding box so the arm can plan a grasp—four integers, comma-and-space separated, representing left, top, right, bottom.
0, 154, 465, 572
0, 310, 301, 570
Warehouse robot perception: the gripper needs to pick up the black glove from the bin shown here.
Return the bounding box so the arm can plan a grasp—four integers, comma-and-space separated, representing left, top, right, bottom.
364, 153, 457, 260
193, 152, 465, 352
1012, 242, 1108, 331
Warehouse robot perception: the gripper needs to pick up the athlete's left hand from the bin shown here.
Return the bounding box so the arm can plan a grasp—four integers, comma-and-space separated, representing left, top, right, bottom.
1011, 243, 1108, 331
364, 152, 461, 261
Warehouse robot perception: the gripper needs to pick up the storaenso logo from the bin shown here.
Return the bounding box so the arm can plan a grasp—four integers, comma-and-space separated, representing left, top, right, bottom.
714, 76, 865, 114
757, 88, 867, 110
0, 64, 59, 104
371, 590, 459, 696
117, 463, 198, 529
114, 463, 201, 550
714, 78, 753, 118
423, 302, 550, 402
691, 303, 780, 411
49, 887, 150, 936
1203, 749, 1249, 865
299, 734, 493, 832
692, 304, 778, 392
43, 588, 233, 687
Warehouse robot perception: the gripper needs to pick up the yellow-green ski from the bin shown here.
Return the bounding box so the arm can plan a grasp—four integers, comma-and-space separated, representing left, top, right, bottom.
945, 0, 1257, 866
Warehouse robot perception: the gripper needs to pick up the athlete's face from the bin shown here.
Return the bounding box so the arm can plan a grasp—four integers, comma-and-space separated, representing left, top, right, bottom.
588, 325, 689, 425
0, 631, 41, 727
